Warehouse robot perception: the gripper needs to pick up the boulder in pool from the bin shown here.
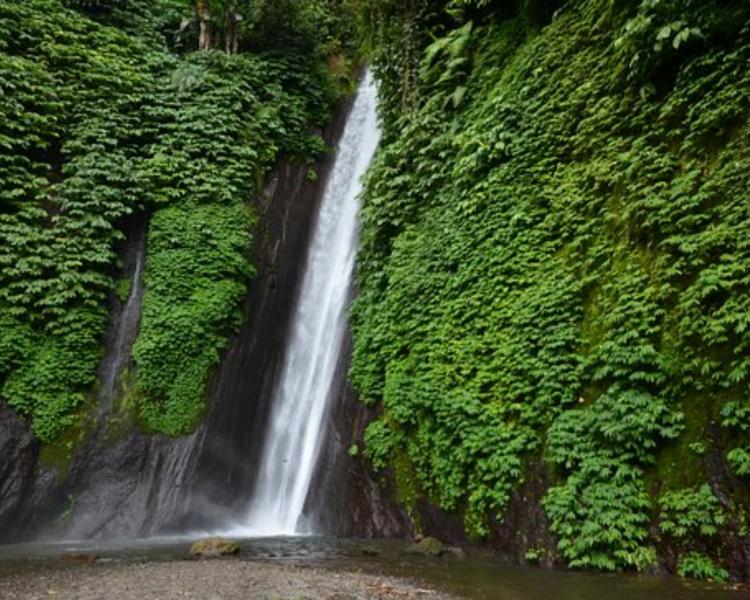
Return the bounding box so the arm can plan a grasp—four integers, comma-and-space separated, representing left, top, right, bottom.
406, 536, 466, 558
189, 537, 240, 558
406, 537, 452, 557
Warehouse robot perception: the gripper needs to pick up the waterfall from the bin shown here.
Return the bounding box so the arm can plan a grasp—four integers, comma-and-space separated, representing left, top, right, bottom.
99, 225, 146, 410
232, 72, 380, 536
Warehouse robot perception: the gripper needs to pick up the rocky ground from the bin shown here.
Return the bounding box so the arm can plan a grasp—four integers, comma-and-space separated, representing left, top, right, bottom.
0, 558, 459, 599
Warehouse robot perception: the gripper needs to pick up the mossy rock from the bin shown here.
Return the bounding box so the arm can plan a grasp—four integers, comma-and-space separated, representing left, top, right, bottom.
406, 537, 464, 558
189, 537, 240, 559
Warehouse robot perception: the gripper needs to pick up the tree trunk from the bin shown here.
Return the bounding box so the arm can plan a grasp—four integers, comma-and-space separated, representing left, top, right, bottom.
225, 1, 239, 55
196, 0, 212, 51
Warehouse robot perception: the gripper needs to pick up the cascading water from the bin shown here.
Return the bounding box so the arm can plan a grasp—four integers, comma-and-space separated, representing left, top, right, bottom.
99, 225, 146, 410
232, 72, 380, 536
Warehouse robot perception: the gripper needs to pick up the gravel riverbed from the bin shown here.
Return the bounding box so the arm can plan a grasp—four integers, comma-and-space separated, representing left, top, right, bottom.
0, 558, 459, 599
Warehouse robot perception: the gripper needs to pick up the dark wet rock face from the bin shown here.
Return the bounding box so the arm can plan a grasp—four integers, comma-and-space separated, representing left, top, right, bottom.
699, 423, 750, 581
302, 335, 410, 538
0, 427, 202, 542
0, 405, 52, 540
488, 459, 557, 568
61, 431, 200, 539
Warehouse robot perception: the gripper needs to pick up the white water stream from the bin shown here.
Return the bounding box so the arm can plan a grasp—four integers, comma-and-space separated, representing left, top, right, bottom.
231, 73, 380, 536
99, 227, 146, 411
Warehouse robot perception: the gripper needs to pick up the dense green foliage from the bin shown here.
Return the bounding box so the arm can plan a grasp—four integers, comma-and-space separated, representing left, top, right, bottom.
130, 52, 333, 435
353, 0, 750, 577
0, 0, 340, 441
658, 484, 729, 581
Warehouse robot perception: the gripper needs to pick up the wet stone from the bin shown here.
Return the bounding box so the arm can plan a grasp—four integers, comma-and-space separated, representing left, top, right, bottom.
60, 553, 99, 564
189, 537, 240, 559
406, 537, 464, 559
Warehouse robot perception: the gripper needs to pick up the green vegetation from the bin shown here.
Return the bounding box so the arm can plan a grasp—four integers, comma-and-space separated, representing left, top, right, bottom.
352, 0, 750, 577
658, 484, 729, 581
0, 0, 351, 442
721, 400, 750, 478
677, 552, 730, 583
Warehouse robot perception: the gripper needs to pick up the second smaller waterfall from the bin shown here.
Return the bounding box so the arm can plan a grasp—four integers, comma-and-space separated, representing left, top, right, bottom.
99, 226, 146, 410
231, 73, 380, 536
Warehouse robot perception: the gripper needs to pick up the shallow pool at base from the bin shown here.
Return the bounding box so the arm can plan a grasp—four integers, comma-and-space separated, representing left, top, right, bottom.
0, 536, 744, 599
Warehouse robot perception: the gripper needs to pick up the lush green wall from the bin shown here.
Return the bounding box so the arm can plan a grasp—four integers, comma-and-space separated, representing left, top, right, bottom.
352, 0, 750, 580
0, 0, 340, 442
